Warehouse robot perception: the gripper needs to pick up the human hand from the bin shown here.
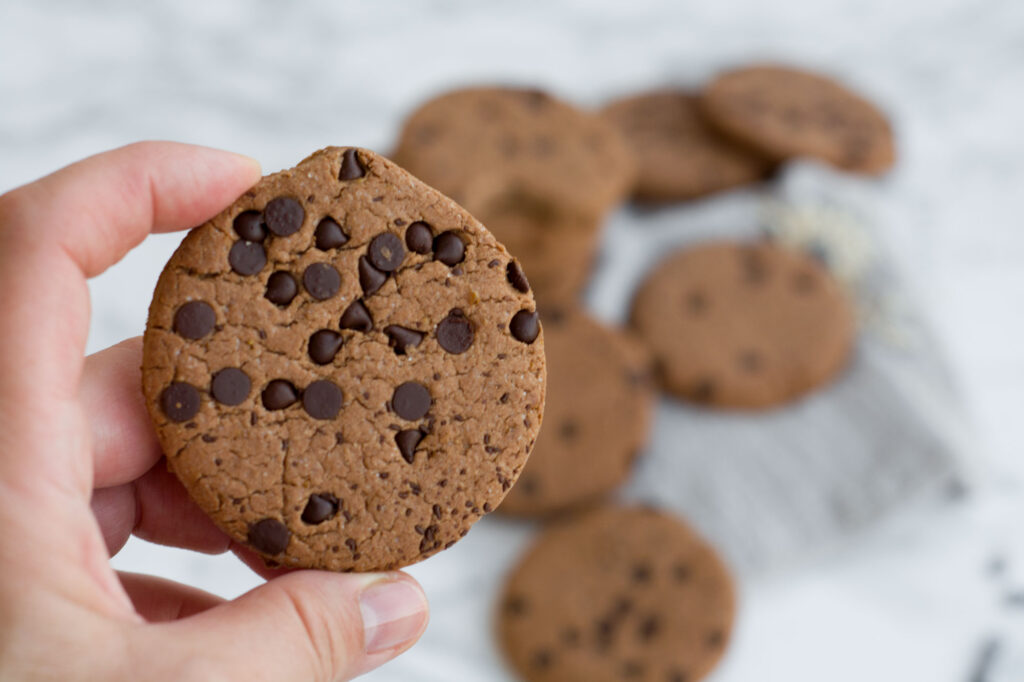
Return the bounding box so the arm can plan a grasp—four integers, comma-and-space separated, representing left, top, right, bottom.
0, 142, 429, 681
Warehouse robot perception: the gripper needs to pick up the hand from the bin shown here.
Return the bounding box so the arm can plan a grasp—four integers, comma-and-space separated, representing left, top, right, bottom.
0, 142, 429, 681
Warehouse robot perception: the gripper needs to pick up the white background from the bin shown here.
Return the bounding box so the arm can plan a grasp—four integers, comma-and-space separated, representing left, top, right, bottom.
2, 1, 1024, 679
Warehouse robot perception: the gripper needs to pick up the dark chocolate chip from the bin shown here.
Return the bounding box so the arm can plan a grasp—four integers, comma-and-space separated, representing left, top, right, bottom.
160, 382, 200, 422
405, 221, 433, 254
436, 310, 474, 354
233, 210, 266, 242
793, 270, 817, 293
686, 291, 707, 314
531, 650, 553, 669
173, 301, 216, 339
303, 380, 342, 420
638, 615, 660, 641
339, 148, 365, 180
667, 670, 689, 682
707, 630, 725, 648
506, 260, 530, 292
308, 330, 343, 365
632, 563, 652, 583
395, 429, 424, 463
392, 382, 431, 421
264, 197, 304, 237
358, 256, 388, 295
303, 263, 341, 300
368, 233, 405, 272
739, 350, 762, 372
384, 325, 425, 355
340, 300, 373, 331
692, 380, 715, 403
432, 231, 465, 266
247, 518, 290, 555
265, 271, 299, 306
673, 563, 691, 582
505, 595, 528, 615
302, 493, 339, 524
510, 310, 540, 344
210, 368, 251, 406
559, 419, 579, 440
314, 217, 348, 250
228, 240, 266, 275
262, 380, 298, 410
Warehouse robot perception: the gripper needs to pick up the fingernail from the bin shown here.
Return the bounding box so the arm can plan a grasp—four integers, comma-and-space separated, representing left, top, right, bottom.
359, 577, 428, 654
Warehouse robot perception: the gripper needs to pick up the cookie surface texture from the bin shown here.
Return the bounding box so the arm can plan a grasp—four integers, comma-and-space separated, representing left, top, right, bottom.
142, 147, 546, 571
499, 309, 654, 517
498, 505, 736, 682
630, 241, 854, 409
602, 90, 771, 201
700, 65, 895, 174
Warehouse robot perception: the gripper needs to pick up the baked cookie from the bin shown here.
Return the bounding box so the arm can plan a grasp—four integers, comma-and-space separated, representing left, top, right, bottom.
700, 65, 895, 175
142, 147, 546, 572
630, 241, 854, 409
602, 90, 772, 201
499, 309, 654, 517
498, 505, 736, 682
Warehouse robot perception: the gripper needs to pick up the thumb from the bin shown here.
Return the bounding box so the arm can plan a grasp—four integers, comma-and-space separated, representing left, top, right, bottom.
155, 571, 428, 681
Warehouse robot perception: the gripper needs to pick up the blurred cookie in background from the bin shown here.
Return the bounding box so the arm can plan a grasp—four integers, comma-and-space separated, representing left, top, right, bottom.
602, 90, 773, 202
499, 309, 655, 518
498, 505, 736, 682
700, 65, 895, 175
630, 241, 855, 409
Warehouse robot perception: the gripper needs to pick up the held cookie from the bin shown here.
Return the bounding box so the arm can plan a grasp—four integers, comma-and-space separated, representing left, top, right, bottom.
700, 65, 895, 175
602, 90, 772, 202
499, 309, 654, 517
498, 506, 736, 682
630, 241, 854, 408
142, 147, 546, 572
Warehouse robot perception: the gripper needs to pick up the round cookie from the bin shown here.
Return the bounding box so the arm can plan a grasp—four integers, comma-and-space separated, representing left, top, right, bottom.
630, 241, 854, 408
499, 309, 654, 517
602, 90, 772, 201
393, 86, 636, 217
142, 147, 547, 572
498, 506, 736, 682
700, 65, 895, 175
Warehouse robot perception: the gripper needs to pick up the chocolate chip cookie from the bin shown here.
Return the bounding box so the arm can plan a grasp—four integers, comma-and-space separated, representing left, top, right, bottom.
142, 146, 547, 572
630, 241, 854, 409
499, 309, 654, 517
498, 505, 736, 682
602, 90, 772, 201
700, 65, 895, 175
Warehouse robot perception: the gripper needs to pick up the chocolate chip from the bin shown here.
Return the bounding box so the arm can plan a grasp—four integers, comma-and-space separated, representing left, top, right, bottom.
228, 240, 266, 275
264, 197, 304, 237
510, 310, 540, 344
405, 221, 433, 254
638, 615, 660, 641
692, 380, 715, 403
211, 368, 251, 406
436, 310, 474, 354
793, 270, 817, 293
739, 350, 762, 372
559, 419, 578, 440
392, 382, 431, 420
707, 630, 725, 648
262, 380, 298, 410
173, 301, 216, 339
673, 563, 691, 582
314, 217, 348, 249
505, 595, 528, 615
339, 148, 365, 180
432, 231, 465, 265
368, 233, 405, 272
358, 256, 387, 295
303, 263, 341, 300
303, 380, 342, 420
621, 661, 643, 678
395, 429, 424, 463
741, 248, 767, 283
233, 210, 266, 242
301, 493, 339, 524
308, 330, 343, 365
384, 325, 425, 355
667, 670, 689, 682
686, 291, 707, 314
247, 518, 290, 555
265, 271, 298, 306
160, 382, 200, 422
339, 300, 373, 331
531, 650, 553, 669
506, 260, 530, 292
632, 563, 652, 583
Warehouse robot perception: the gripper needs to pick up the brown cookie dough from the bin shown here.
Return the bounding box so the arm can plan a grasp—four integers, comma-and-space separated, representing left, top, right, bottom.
142, 147, 547, 572
602, 90, 773, 201
700, 65, 895, 175
499, 309, 654, 517
498, 505, 736, 682
630, 241, 854, 409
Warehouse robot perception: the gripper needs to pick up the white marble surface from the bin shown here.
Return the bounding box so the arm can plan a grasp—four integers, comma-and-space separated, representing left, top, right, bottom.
3, 1, 1024, 680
